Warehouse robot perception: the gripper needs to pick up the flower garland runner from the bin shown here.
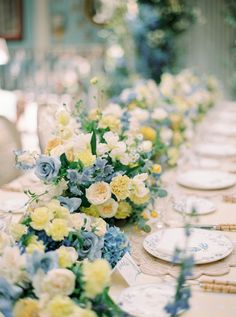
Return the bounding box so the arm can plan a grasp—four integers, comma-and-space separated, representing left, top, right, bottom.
0, 238, 128, 317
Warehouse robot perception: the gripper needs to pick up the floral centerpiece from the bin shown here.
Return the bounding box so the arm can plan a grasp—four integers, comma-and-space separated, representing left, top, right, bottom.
10, 199, 130, 269
0, 238, 128, 317
16, 102, 165, 232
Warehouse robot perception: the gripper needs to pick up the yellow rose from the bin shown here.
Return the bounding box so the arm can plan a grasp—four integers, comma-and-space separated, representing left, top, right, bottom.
151, 164, 162, 174
30, 207, 53, 231
26, 236, 45, 254
97, 198, 118, 218
115, 201, 132, 219
98, 115, 121, 132
130, 193, 150, 205
10, 223, 27, 241
46, 219, 69, 241
56, 110, 70, 126
83, 259, 111, 298
13, 298, 40, 317
81, 205, 100, 217
57, 246, 78, 268
42, 268, 75, 297
43, 296, 77, 317
86, 182, 111, 205
75, 149, 96, 167
140, 126, 156, 142
45, 138, 62, 154
47, 200, 70, 219
110, 175, 131, 201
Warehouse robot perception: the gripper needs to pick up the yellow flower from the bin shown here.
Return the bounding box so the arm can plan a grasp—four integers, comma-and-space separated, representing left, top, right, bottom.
130, 193, 150, 205
45, 138, 62, 154
76, 149, 96, 167
167, 147, 179, 166
83, 259, 111, 298
81, 205, 99, 217
151, 164, 162, 174
26, 236, 45, 254
89, 108, 100, 120
127, 101, 138, 110
98, 115, 121, 132
46, 219, 69, 241
140, 126, 156, 142
97, 198, 118, 218
65, 149, 74, 162
57, 246, 78, 268
90, 77, 98, 85
56, 110, 70, 126
173, 132, 183, 146
47, 200, 70, 219
30, 207, 53, 231
170, 114, 182, 130
13, 298, 40, 317
115, 201, 132, 219
110, 175, 131, 201
10, 223, 27, 241
151, 210, 158, 218
43, 296, 77, 317
59, 127, 73, 140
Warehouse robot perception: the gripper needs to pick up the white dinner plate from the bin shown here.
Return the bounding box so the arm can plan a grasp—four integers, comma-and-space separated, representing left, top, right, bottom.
118, 283, 178, 317
143, 228, 233, 264
174, 196, 216, 215
195, 143, 236, 158
177, 169, 236, 190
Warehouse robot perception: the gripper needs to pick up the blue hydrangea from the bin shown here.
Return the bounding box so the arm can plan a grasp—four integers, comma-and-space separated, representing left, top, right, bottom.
102, 227, 130, 268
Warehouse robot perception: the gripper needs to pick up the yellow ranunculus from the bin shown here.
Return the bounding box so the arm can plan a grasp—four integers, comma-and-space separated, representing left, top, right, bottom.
30, 207, 53, 231
115, 201, 132, 219
110, 175, 131, 201
81, 205, 100, 217
98, 115, 121, 132
96, 198, 118, 218
10, 223, 27, 241
151, 164, 162, 174
46, 219, 69, 241
46, 200, 70, 219
43, 296, 77, 317
13, 298, 40, 317
83, 259, 111, 298
45, 138, 62, 154
26, 236, 45, 254
130, 193, 150, 205
75, 149, 96, 167
140, 126, 157, 142
57, 246, 78, 268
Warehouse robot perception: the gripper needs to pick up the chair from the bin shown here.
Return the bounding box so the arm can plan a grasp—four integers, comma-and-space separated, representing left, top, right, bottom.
0, 116, 22, 186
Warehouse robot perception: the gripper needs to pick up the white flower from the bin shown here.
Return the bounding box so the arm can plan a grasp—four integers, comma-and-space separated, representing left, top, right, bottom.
130, 108, 149, 122
97, 198, 118, 218
39, 268, 75, 298
50, 145, 65, 157
131, 173, 149, 198
0, 247, 26, 283
72, 133, 92, 152
152, 108, 168, 121
102, 131, 127, 162
70, 213, 92, 231
103, 103, 123, 118
91, 218, 107, 236
160, 127, 173, 144
141, 140, 152, 153
86, 182, 111, 205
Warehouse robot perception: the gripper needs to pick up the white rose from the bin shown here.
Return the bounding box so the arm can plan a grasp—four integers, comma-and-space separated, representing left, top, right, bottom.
41, 268, 75, 297
86, 182, 111, 205
96, 198, 118, 218
160, 128, 173, 144
70, 213, 92, 231
141, 140, 152, 153
152, 108, 168, 121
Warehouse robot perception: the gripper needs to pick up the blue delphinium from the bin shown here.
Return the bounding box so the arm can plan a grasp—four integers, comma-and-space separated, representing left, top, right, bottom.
102, 227, 130, 268
0, 277, 22, 317
35, 155, 61, 182
58, 196, 81, 212
26, 251, 58, 277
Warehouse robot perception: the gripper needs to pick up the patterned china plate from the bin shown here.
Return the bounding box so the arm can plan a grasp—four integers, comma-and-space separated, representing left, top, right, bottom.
143, 228, 233, 264
195, 143, 236, 158
177, 170, 236, 190
174, 196, 216, 215
118, 283, 177, 317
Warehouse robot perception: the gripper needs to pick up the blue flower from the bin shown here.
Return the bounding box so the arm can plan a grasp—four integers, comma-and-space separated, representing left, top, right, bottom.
35, 155, 61, 182
58, 196, 81, 212
102, 226, 130, 268
77, 231, 104, 261
14, 150, 36, 170
0, 277, 22, 317
67, 169, 80, 183
68, 184, 83, 196
26, 251, 58, 277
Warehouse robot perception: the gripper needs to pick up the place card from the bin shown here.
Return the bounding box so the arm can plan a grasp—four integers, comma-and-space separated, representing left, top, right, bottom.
114, 252, 141, 286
